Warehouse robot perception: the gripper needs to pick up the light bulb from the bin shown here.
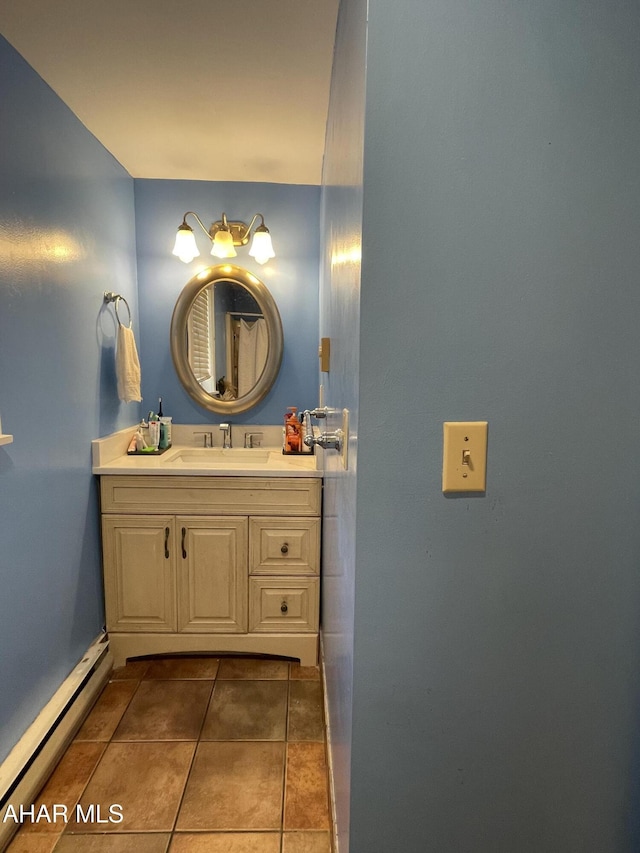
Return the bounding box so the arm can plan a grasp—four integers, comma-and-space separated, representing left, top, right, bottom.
248, 229, 275, 265
211, 230, 237, 259
172, 224, 199, 263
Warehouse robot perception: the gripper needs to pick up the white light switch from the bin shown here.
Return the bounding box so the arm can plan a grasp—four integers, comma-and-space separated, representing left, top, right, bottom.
442, 421, 488, 493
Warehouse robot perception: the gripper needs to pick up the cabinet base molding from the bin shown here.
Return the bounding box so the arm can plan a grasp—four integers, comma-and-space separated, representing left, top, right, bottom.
108, 632, 318, 668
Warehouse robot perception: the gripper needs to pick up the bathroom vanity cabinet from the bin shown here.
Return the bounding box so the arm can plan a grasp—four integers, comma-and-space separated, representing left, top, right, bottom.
99, 475, 321, 667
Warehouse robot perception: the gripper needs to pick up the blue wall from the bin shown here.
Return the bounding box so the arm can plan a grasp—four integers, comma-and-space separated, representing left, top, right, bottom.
0, 38, 321, 767
319, 0, 367, 850
333, 0, 640, 850
0, 35, 138, 763
134, 180, 320, 426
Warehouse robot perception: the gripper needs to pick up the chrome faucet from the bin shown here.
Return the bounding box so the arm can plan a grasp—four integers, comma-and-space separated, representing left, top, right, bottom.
219, 423, 232, 449
302, 407, 339, 450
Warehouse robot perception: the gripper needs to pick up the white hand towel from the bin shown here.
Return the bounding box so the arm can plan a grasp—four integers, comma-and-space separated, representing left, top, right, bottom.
116, 324, 142, 403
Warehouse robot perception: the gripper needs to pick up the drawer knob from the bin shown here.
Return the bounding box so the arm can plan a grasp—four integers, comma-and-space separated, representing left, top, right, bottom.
280, 543, 289, 555
281, 600, 288, 614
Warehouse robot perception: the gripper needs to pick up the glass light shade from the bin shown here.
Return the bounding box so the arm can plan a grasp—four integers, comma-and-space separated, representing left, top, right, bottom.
211, 229, 237, 259
172, 226, 199, 263
248, 229, 275, 265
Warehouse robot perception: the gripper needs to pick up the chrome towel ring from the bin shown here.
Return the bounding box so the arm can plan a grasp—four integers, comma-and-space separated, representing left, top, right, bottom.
103, 291, 132, 328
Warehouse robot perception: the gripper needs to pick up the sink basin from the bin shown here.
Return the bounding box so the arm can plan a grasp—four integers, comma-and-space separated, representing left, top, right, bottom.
165, 447, 271, 466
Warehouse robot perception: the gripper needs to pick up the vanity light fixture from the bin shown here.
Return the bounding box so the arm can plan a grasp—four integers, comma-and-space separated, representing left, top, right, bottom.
172, 211, 275, 265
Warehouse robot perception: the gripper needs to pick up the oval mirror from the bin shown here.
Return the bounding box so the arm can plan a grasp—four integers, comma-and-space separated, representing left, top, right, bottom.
170, 264, 283, 415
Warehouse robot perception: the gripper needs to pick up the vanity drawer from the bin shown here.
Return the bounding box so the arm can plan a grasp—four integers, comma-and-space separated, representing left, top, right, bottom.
249, 578, 319, 633
100, 476, 321, 516
249, 518, 320, 575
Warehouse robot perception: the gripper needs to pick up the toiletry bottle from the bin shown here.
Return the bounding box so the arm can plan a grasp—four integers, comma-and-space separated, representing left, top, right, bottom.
158, 397, 172, 449
147, 411, 160, 450
135, 423, 147, 451
284, 407, 301, 453
159, 419, 171, 450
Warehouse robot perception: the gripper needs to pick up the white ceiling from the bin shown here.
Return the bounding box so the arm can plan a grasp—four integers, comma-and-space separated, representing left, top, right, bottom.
0, 0, 339, 185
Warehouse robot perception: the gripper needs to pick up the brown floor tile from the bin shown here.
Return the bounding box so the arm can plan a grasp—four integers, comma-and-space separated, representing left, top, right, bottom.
143, 656, 220, 680
74, 681, 138, 742
19, 742, 105, 834
7, 655, 332, 852
113, 680, 212, 741
109, 661, 150, 681
201, 680, 288, 741
288, 681, 324, 742
284, 743, 330, 830
54, 835, 170, 852
68, 741, 195, 832
169, 833, 281, 853
283, 832, 332, 853
289, 664, 321, 681
5, 833, 59, 852
176, 741, 285, 831
217, 657, 289, 680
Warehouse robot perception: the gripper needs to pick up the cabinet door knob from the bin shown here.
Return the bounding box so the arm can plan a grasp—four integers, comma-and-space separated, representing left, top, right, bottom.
281, 542, 289, 555
164, 527, 170, 559
181, 527, 187, 559
280, 600, 288, 613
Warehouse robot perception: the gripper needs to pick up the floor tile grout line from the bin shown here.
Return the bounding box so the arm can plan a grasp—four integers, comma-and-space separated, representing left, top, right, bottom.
278, 670, 293, 853
167, 660, 229, 849
167, 675, 217, 840
164, 739, 200, 845
68, 668, 204, 842
49, 671, 143, 847
52, 672, 144, 843
105, 669, 144, 741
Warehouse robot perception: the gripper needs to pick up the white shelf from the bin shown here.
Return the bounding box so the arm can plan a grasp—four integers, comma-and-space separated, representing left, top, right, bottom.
0, 434, 13, 446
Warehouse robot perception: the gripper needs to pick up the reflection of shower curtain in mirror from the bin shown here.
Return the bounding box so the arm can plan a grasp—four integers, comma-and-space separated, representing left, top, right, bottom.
237, 318, 268, 397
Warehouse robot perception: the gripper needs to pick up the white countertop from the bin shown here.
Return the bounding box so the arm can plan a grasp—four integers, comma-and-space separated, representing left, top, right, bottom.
92, 425, 322, 478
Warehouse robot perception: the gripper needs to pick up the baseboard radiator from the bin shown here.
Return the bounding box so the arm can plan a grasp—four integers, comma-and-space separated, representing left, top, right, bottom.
0, 633, 112, 850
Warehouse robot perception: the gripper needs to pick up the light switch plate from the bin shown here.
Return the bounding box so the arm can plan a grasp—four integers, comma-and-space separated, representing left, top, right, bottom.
442, 421, 488, 493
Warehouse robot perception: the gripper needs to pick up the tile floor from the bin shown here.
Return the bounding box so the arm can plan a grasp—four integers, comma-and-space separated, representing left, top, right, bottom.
7, 656, 332, 853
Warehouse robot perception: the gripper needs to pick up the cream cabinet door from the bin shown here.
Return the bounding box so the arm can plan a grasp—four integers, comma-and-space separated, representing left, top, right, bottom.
102, 515, 176, 632
177, 516, 248, 633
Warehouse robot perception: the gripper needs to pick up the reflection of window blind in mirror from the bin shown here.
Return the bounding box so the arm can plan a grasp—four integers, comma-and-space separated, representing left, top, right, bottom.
187, 288, 215, 391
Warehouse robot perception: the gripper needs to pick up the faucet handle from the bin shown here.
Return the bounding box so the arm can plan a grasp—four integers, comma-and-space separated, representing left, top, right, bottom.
305, 429, 343, 452
244, 432, 264, 448
194, 430, 213, 447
